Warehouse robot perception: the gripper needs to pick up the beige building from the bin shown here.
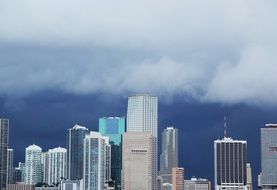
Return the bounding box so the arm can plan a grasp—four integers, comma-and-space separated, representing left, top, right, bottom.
172, 167, 184, 190
122, 132, 157, 190
6, 184, 35, 190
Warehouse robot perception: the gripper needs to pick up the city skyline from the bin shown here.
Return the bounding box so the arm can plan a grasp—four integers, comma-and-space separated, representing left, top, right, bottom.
0, 94, 276, 190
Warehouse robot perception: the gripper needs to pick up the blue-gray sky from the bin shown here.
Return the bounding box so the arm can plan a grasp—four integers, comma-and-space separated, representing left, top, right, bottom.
1, 0, 277, 187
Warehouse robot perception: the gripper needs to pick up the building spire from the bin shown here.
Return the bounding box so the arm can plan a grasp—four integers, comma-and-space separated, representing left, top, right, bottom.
224, 115, 227, 138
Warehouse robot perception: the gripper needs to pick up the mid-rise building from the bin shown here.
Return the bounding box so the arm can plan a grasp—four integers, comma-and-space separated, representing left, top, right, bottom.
163, 183, 172, 190
184, 178, 211, 190
67, 124, 89, 180
172, 167, 184, 190
46, 147, 67, 185
160, 127, 178, 183
7, 149, 14, 184
60, 179, 83, 190
122, 132, 157, 190
261, 124, 277, 189
0, 118, 9, 190
99, 117, 125, 190
6, 184, 35, 190
214, 137, 247, 190
83, 131, 111, 190
25, 144, 42, 185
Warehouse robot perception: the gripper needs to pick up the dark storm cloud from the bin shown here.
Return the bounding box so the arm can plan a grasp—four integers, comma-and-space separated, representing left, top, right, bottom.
1, 0, 277, 106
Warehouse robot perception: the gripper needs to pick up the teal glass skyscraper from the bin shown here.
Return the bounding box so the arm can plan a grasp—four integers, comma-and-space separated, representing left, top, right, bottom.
99, 117, 125, 190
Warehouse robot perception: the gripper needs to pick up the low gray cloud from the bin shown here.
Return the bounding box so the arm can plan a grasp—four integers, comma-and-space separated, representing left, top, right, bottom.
0, 0, 276, 106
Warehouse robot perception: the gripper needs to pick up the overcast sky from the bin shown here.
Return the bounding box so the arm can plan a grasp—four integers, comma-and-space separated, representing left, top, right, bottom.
1, 0, 277, 186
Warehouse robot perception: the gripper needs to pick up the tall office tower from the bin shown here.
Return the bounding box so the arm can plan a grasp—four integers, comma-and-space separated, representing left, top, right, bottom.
46, 147, 67, 185
127, 94, 158, 137
0, 118, 9, 190
172, 167, 184, 190
83, 131, 111, 190
122, 132, 157, 190
6, 149, 14, 184
25, 144, 42, 185
67, 124, 89, 180
246, 163, 252, 190
99, 117, 125, 190
214, 137, 247, 190
184, 177, 211, 190
261, 124, 277, 189
160, 127, 178, 183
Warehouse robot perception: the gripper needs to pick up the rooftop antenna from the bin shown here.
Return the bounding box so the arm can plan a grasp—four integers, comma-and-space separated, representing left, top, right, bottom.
224, 115, 227, 138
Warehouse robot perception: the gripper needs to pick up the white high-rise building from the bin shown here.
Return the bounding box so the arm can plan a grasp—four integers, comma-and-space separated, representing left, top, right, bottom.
246, 163, 252, 190
83, 131, 111, 190
41, 152, 48, 184
47, 147, 67, 185
25, 144, 42, 185
127, 94, 158, 137
122, 132, 157, 190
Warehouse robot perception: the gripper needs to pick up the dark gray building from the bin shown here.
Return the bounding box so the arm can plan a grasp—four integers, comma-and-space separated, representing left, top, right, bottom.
0, 118, 9, 190
66, 124, 89, 180
159, 127, 178, 183
261, 124, 277, 189
214, 137, 247, 190
6, 149, 13, 185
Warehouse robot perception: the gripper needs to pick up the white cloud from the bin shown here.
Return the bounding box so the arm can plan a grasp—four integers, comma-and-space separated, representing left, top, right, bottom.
0, 0, 277, 106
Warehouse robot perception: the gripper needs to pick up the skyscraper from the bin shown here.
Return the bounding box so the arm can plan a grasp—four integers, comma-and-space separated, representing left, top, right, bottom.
122, 132, 157, 190
99, 117, 125, 190
127, 94, 158, 137
160, 127, 178, 183
7, 149, 14, 184
261, 124, 277, 189
67, 124, 89, 180
83, 131, 111, 190
246, 163, 252, 190
0, 118, 9, 190
25, 144, 42, 185
172, 167, 184, 190
47, 147, 67, 185
214, 137, 247, 190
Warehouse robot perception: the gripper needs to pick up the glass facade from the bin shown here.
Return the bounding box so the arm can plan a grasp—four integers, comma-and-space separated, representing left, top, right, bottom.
0, 118, 9, 190
99, 117, 125, 190
159, 127, 178, 183
67, 125, 89, 180
214, 138, 247, 189
261, 125, 277, 187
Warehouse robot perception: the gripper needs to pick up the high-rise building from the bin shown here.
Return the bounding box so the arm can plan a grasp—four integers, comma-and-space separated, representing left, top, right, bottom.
99, 117, 125, 190
25, 144, 42, 185
83, 131, 111, 190
214, 137, 247, 190
66, 124, 89, 180
13, 165, 22, 184
160, 127, 178, 183
172, 167, 184, 190
7, 149, 14, 184
46, 147, 67, 185
0, 118, 9, 190
261, 124, 277, 189
127, 94, 158, 137
41, 152, 48, 184
122, 132, 157, 190
184, 177, 211, 190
